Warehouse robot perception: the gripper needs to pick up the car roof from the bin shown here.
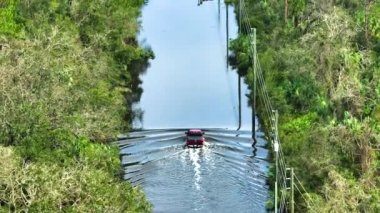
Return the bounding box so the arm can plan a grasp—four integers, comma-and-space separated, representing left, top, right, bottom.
188, 129, 202, 133
187, 129, 203, 135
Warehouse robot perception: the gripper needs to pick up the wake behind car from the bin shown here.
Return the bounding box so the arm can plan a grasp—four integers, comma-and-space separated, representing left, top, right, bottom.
185, 129, 205, 147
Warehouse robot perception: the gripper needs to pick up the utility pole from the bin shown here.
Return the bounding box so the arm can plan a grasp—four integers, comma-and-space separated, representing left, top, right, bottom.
251, 28, 257, 141
291, 168, 295, 213
365, 0, 369, 47
218, 0, 220, 21
236, 0, 242, 131
273, 110, 279, 213
239, 0, 242, 34
237, 75, 242, 130
286, 168, 295, 213
226, 3, 229, 68
275, 179, 278, 213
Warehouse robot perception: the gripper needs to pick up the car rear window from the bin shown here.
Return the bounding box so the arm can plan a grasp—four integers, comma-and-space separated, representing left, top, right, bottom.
187, 136, 202, 140
187, 131, 203, 136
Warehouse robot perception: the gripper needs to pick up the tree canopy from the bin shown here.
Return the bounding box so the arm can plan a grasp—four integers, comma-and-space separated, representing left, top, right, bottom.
0, 0, 152, 211
230, 0, 380, 211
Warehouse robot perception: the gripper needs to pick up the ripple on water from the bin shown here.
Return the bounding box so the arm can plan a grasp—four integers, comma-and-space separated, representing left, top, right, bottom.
120, 129, 269, 212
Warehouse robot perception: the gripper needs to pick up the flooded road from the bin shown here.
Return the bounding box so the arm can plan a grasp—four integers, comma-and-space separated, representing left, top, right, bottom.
133, 0, 251, 129
120, 129, 269, 212
120, 0, 269, 212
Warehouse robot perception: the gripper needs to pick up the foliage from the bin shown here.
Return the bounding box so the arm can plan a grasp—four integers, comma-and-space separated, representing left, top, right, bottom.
0, 146, 151, 212
0, 0, 22, 36
230, 0, 380, 211
0, 0, 152, 211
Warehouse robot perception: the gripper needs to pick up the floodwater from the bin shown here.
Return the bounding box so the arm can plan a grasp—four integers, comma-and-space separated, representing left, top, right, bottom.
120, 0, 269, 212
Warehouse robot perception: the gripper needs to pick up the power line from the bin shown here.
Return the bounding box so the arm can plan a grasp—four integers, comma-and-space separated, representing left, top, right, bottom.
237, 0, 313, 212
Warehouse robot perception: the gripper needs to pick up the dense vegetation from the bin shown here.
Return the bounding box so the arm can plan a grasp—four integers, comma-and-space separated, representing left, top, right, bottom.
0, 0, 152, 211
230, 0, 380, 211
